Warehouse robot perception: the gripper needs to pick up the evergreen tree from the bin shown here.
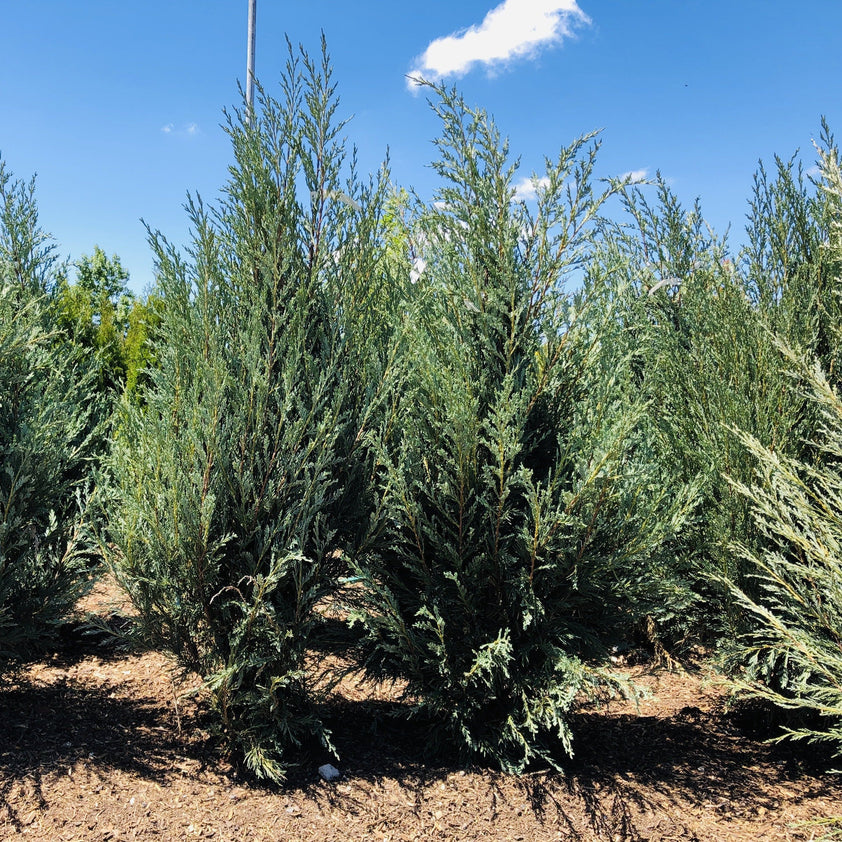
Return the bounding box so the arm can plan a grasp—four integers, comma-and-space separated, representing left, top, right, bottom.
720, 125, 842, 759
723, 350, 842, 760
587, 157, 837, 640
52, 247, 153, 398
105, 41, 399, 781
0, 158, 95, 665
348, 85, 689, 772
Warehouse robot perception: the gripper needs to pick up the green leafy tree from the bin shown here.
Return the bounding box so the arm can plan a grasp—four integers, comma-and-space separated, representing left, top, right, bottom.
122, 291, 163, 398
51, 247, 163, 413
53, 247, 134, 394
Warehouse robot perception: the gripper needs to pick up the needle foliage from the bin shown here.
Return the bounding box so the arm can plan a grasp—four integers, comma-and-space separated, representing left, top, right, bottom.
0, 158, 95, 665
105, 41, 399, 782
586, 130, 840, 641
719, 130, 842, 759
347, 86, 691, 772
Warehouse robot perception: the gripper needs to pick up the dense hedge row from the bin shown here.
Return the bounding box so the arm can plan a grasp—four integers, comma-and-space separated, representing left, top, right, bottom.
2, 44, 841, 778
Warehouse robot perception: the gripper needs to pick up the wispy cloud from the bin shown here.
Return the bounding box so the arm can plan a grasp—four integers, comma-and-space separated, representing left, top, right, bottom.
408, 0, 590, 89
621, 168, 649, 184
514, 175, 551, 201
161, 122, 200, 137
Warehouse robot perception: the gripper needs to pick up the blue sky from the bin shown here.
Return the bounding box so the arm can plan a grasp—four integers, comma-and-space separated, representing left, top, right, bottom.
2, 1, 840, 294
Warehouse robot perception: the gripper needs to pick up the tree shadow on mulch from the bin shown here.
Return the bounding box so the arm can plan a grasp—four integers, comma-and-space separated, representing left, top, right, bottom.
0, 622, 216, 831
509, 703, 842, 840
0, 678, 204, 829
293, 689, 842, 840
3, 621, 841, 842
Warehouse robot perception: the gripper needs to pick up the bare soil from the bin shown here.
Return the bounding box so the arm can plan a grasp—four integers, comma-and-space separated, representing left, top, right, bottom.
2, 577, 841, 841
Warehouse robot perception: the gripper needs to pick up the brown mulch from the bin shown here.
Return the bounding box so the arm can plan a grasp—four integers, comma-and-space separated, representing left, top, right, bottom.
1, 578, 841, 841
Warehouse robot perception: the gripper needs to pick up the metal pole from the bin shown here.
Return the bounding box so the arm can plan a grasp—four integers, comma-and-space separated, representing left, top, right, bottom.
246, 0, 257, 120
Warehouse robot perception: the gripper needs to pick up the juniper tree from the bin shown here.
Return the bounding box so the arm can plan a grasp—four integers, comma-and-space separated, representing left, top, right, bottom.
720, 127, 842, 759
586, 164, 838, 640
0, 158, 95, 665
743, 120, 842, 381
723, 351, 842, 760
105, 41, 399, 781
347, 85, 690, 773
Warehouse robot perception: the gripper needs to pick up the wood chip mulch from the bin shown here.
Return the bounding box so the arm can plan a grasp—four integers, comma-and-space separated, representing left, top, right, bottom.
2, 578, 840, 841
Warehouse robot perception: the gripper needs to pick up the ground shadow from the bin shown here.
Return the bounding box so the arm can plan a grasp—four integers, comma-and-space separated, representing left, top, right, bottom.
0, 671, 221, 832
285, 690, 842, 840
3, 640, 841, 841
506, 703, 842, 840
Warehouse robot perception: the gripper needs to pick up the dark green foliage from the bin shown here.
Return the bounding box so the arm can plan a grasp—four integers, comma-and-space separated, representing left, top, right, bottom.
348, 86, 687, 773
0, 159, 95, 664
105, 41, 397, 782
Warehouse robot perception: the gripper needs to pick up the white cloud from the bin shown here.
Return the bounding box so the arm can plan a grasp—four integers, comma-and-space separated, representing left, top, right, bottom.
161, 122, 200, 137
514, 175, 551, 201
621, 168, 649, 184
408, 0, 590, 88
